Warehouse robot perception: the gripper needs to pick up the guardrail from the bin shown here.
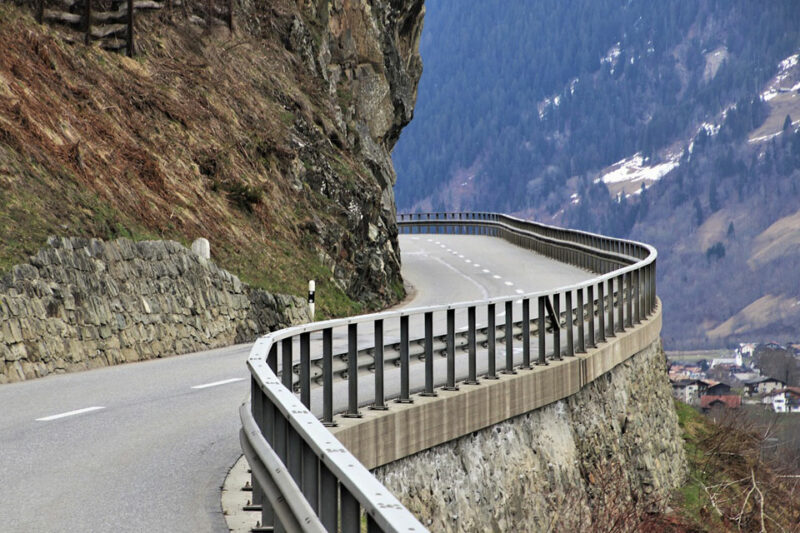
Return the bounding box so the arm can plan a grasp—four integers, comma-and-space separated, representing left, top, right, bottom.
240, 212, 657, 532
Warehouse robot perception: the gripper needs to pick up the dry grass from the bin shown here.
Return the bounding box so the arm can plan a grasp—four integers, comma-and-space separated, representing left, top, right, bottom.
0, 4, 376, 317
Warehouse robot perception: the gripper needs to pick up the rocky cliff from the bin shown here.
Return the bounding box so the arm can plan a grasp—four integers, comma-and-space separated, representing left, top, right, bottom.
375, 340, 687, 531
0, 236, 309, 383
0, 0, 425, 316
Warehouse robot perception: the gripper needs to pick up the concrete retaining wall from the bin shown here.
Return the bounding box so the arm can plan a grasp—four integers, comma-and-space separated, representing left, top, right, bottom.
0, 236, 309, 383
328, 305, 686, 530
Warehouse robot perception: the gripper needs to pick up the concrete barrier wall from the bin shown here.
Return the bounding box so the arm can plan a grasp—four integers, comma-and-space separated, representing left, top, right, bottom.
327, 304, 686, 530
331, 304, 663, 469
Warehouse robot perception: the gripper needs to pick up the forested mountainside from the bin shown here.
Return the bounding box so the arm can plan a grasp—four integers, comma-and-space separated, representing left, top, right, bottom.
393, 0, 800, 348
0, 1, 424, 317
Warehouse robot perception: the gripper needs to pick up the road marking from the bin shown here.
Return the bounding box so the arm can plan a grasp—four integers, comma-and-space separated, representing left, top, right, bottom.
515, 289, 525, 294
458, 254, 465, 259
458, 326, 469, 331
427, 239, 433, 242
482, 269, 490, 273
36, 406, 105, 422
504, 281, 514, 286
493, 275, 502, 279
465, 259, 472, 263
474, 264, 481, 268
191, 377, 246, 390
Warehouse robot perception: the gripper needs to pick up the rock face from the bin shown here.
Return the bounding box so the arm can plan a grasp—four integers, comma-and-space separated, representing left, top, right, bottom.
276, 0, 426, 305
374, 340, 687, 531
0, 237, 309, 383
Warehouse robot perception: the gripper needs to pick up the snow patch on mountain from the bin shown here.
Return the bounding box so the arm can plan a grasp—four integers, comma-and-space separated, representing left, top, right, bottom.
596, 153, 680, 186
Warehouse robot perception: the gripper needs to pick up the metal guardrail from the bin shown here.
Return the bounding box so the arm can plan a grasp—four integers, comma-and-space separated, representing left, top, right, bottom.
240, 212, 657, 532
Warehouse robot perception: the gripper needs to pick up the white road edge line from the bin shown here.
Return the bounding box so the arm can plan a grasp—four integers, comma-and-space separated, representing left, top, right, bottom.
191, 377, 247, 390
36, 406, 105, 422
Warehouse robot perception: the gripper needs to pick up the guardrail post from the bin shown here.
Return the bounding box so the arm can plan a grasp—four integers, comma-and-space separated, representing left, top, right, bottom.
503, 300, 515, 374
301, 441, 318, 513
466, 306, 479, 384
397, 315, 412, 403
521, 299, 531, 368
606, 278, 615, 338
343, 323, 361, 417
444, 308, 458, 390
576, 288, 586, 353
565, 291, 574, 356
281, 338, 293, 389
300, 332, 311, 408
322, 328, 335, 426
421, 312, 436, 396
552, 293, 561, 359
597, 282, 606, 344
587, 285, 595, 349
250, 378, 265, 514
487, 303, 498, 379
617, 274, 625, 332
341, 486, 360, 533
537, 296, 547, 365
371, 319, 387, 410
625, 271, 633, 328
288, 425, 302, 490
319, 464, 337, 530
633, 269, 641, 324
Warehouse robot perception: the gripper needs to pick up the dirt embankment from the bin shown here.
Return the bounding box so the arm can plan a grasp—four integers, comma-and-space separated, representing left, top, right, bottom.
0, 0, 424, 316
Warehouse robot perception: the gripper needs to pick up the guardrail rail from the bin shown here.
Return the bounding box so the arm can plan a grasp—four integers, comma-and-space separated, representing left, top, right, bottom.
240, 212, 658, 532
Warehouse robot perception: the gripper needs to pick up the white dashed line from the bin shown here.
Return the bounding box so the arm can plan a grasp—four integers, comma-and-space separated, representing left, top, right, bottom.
493, 275, 502, 279
458, 254, 465, 259
191, 377, 246, 390
427, 239, 433, 242
482, 269, 490, 273
515, 289, 525, 294
504, 281, 514, 286
465, 259, 472, 263
474, 264, 481, 268
36, 406, 105, 422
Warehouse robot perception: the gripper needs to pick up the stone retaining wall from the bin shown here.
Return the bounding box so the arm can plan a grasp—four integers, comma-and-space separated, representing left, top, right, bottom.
0, 236, 309, 383
374, 340, 687, 531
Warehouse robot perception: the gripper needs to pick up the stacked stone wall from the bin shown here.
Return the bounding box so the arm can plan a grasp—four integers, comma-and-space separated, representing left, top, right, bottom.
0, 236, 309, 383
375, 340, 687, 531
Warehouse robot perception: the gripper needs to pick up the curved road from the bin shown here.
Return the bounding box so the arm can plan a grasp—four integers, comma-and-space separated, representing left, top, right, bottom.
0, 234, 591, 532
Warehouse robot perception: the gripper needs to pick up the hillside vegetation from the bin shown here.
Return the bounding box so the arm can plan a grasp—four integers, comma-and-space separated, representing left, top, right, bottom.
393, 0, 800, 348
0, 0, 423, 317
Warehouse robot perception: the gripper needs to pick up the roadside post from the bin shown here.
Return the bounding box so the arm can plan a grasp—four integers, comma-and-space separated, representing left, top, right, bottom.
308, 280, 315, 321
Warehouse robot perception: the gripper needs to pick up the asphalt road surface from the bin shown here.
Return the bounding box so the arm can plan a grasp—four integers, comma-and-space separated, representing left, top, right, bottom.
0, 234, 592, 532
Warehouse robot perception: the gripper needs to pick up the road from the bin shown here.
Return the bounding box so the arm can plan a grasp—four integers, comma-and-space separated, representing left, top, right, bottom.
0, 234, 592, 532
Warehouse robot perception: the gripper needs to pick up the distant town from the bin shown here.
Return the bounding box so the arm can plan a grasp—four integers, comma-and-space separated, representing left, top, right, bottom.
669, 343, 800, 414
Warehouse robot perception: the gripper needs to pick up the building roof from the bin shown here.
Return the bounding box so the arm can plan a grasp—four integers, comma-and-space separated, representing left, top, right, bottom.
671, 379, 700, 388
700, 395, 742, 409
745, 376, 786, 385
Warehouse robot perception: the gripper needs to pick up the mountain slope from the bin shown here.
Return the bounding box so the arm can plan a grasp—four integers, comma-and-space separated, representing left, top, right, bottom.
0, 0, 424, 317
392, 0, 800, 348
